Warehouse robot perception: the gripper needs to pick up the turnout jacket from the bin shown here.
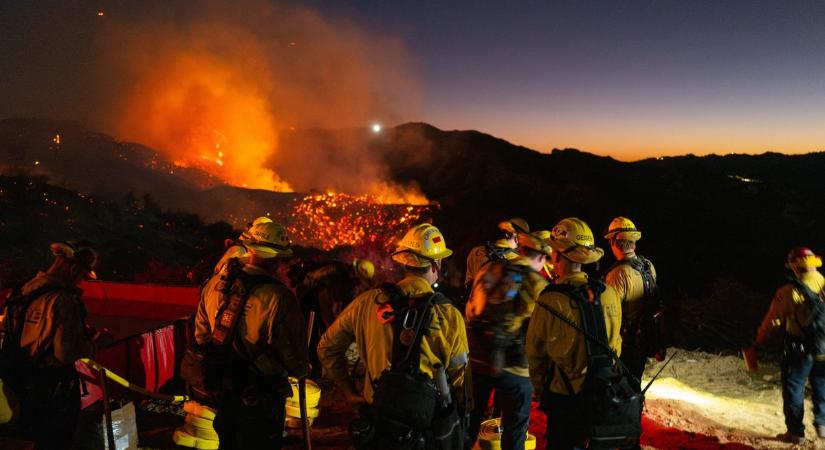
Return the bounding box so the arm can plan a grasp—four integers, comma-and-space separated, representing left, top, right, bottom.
756, 270, 825, 347
465, 243, 517, 290
317, 274, 469, 404
604, 253, 657, 339
18, 272, 95, 368
526, 272, 622, 396
194, 264, 309, 378
466, 257, 547, 377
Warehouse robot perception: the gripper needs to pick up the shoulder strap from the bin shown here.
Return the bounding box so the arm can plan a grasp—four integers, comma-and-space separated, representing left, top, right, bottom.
606, 256, 657, 300
210, 264, 279, 348
389, 294, 436, 374
537, 281, 639, 385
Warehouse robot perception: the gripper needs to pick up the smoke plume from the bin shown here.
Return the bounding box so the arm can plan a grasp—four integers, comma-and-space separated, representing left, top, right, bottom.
94, 2, 424, 201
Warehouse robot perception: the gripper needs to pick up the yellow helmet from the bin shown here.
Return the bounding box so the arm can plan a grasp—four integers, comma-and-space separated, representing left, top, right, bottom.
498, 217, 530, 235
245, 221, 293, 258
353, 258, 376, 280
604, 216, 642, 241
240, 216, 274, 241
517, 232, 553, 257
392, 223, 453, 268
493, 238, 517, 250
547, 218, 604, 265
787, 247, 823, 270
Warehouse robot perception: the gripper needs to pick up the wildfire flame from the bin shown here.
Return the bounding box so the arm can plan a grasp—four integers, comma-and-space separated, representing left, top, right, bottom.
288, 192, 431, 250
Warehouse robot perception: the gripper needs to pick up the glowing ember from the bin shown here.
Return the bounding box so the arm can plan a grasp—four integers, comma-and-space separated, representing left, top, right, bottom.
288, 192, 431, 250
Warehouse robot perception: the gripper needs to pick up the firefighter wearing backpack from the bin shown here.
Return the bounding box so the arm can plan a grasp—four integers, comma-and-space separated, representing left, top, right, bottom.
603, 217, 660, 391
465, 218, 530, 290
0, 241, 104, 449
465, 231, 551, 450
526, 218, 633, 450
189, 221, 309, 450
300, 258, 376, 378
317, 223, 469, 450
754, 247, 825, 445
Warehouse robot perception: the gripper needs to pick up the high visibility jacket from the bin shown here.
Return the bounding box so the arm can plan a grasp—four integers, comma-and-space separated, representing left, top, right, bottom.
466, 257, 547, 377
465, 244, 517, 290
18, 272, 95, 368
317, 275, 469, 404
604, 253, 657, 339
526, 272, 622, 396
756, 270, 825, 347
194, 264, 309, 378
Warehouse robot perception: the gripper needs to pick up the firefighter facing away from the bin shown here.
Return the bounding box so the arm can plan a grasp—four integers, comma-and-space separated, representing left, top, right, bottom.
465, 218, 530, 290
318, 223, 469, 449
755, 247, 825, 445
465, 231, 551, 450
603, 216, 660, 391
526, 218, 624, 450
0, 241, 106, 449
299, 257, 376, 378
188, 221, 309, 450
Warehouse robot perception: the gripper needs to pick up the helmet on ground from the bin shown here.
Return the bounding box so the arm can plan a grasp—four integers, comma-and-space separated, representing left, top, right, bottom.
245, 221, 293, 258
498, 218, 530, 235
787, 247, 822, 270
604, 216, 642, 241
353, 258, 375, 280
547, 218, 604, 265
392, 223, 453, 268
517, 232, 553, 257
50, 241, 99, 279
239, 216, 273, 241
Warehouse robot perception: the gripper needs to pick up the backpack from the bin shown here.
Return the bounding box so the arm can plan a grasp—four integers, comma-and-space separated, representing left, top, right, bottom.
181, 258, 281, 400
788, 276, 825, 355
538, 280, 643, 449
0, 281, 76, 389
467, 261, 531, 373
607, 256, 666, 358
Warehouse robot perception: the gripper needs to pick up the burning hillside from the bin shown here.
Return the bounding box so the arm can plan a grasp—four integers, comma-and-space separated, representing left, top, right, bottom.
287, 192, 433, 250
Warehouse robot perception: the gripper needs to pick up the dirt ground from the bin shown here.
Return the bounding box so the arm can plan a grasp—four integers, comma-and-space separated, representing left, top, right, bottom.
134, 348, 825, 449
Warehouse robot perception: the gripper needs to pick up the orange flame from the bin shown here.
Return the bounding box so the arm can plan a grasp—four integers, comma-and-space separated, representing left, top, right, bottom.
288, 192, 431, 250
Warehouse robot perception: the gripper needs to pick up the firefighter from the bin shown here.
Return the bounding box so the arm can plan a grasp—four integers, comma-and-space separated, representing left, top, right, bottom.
526, 218, 622, 450
465, 231, 551, 450
603, 216, 658, 391
465, 218, 530, 290
318, 223, 469, 449
190, 221, 309, 450
300, 258, 376, 378
755, 247, 825, 445
211, 216, 272, 276
2, 241, 104, 449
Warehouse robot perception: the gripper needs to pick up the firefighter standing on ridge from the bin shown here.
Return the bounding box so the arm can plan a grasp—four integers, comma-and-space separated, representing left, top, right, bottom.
755, 247, 825, 445
1, 241, 105, 449
300, 257, 376, 378
603, 216, 659, 391
187, 221, 309, 449
465, 231, 551, 450
465, 218, 530, 291
318, 223, 469, 449
526, 218, 622, 450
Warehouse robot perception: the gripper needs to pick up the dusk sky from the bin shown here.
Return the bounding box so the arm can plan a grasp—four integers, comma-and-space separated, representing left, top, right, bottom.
3, 1, 825, 160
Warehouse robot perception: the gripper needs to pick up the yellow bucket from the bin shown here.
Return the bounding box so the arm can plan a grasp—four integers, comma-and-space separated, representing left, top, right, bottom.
478, 418, 536, 450
285, 404, 320, 419
173, 428, 219, 449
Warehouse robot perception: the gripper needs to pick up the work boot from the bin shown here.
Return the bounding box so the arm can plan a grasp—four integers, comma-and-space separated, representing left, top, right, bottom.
776, 432, 806, 445
817, 425, 825, 439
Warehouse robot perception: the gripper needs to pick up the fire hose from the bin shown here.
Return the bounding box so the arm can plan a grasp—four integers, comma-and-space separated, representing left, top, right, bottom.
79, 358, 189, 403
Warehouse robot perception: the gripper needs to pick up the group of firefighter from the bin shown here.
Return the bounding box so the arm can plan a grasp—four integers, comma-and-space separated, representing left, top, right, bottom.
3, 215, 825, 450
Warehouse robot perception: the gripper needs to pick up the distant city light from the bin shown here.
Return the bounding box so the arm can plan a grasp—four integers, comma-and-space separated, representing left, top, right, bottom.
371, 123, 382, 133
97, 10, 104, 17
